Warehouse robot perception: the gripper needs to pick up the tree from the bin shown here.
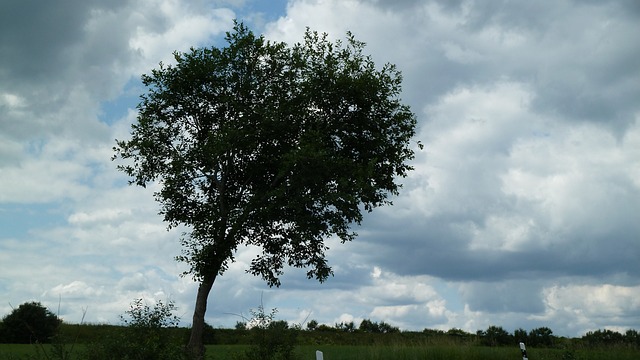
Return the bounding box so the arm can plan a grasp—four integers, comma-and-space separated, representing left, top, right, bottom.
335, 321, 356, 332
0, 301, 61, 344
358, 319, 379, 333
480, 325, 512, 346
514, 327, 528, 343
528, 326, 554, 347
446, 328, 470, 337
624, 329, 639, 346
357, 319, 398, 333
378, 321, 400, 334
113, 21, 418, 358
582, 329, 624, 347
305, 319, 318, 331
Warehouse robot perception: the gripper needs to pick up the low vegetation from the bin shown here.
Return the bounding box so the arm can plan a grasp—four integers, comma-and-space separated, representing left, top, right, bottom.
0, 301, 638, 359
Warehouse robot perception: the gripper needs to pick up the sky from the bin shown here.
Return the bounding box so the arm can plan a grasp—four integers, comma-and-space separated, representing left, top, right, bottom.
1, 0, 639, 338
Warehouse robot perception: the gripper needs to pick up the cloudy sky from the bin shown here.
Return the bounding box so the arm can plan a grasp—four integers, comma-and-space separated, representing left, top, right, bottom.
1, 0, 639, 338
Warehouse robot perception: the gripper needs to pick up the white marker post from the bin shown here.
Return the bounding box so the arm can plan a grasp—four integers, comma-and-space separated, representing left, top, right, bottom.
316, 350, 324, 360
519, 342, 528, 360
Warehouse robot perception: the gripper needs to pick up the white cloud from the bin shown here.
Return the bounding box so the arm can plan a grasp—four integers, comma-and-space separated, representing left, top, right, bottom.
68, 209, 133, 225
128, 0, 235, 70
535, 283, 640, 334
0, 92, 26, 108
502, 119, 640, 240
48, 281, 106, 298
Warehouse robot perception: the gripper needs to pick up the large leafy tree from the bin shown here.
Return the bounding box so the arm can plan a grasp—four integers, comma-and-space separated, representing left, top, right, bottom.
114, 22, 418, 358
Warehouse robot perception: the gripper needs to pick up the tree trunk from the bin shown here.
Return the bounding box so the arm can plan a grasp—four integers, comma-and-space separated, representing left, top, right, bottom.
187, 275, 215, 360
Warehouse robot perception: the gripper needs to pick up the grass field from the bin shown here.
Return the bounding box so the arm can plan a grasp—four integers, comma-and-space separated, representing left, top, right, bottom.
1, 343, 638, 360
281, 345, 638, 360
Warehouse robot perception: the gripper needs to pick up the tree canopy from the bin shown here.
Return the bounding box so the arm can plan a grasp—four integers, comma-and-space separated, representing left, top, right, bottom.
0, 301, 60, 344
113, 21, 418, 357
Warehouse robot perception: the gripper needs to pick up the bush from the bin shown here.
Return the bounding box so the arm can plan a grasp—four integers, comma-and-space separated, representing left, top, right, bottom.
0, 301, 61, 344
478, 325, 512, 346
82, 298, 187, 360
582, 329, 625, 347
529, 326, 555, 347
358, 319, 399, 334
237, 305, 300, 360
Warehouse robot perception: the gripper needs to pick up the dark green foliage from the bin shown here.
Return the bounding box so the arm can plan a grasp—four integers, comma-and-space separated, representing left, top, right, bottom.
305, 320, 318, 331
528, 326, 554, 347
199, 322, 217, 345
514, 328, 528, 343
446, 328, 472, 338
316, 324, 335, 332
478, 325, 513, 346
358, 319, 399, 334
582, 329, 625, 347
238, 305, 300, 360
624, 329, 640, 346
334, 321, 356, 333
358, 319, 377, 333
113, 21, 418, 287
377, 322, 400, 334
0, 302, 61, 344
422, 328, 446, 336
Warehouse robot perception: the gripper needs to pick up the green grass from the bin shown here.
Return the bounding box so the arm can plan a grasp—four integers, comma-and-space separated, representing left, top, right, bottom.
292, 345, 533, 360
0, 344, 57, 359
204, 344, 248, 359
202, 344, 640, 360
2, 343, 638, 360
0, 344, 34, 357
300, 345, 639, 360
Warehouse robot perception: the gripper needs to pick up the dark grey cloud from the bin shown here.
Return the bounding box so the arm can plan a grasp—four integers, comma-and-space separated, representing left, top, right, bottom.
460, 280, 546, 314
463, 0, 640, 133
0, 0, 136, 143
358, 210, 640, 282
0, 0, 128, 84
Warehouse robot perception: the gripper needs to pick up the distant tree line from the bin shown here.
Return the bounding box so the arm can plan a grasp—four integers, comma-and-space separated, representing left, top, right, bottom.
476, 325, 555, 347
236, 317, 639, 348
247, 318, 640, 349
235, 318, 401, 334
2, 301, 639, 352
300, 319, 400, 334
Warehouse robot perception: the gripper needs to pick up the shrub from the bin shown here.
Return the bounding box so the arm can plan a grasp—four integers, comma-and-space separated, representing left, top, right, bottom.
237, 305, 300, 360
479, 325, 512, 346
82, 298, 187, 360
358, 319, 399, 334
529, 326, 555, 347
305, 320, 318, 331
0, 301, 61, 344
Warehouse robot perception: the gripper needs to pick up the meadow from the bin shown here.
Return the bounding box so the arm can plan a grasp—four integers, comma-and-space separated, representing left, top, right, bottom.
2, 342, 639, 360
200, 344, 640, 360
